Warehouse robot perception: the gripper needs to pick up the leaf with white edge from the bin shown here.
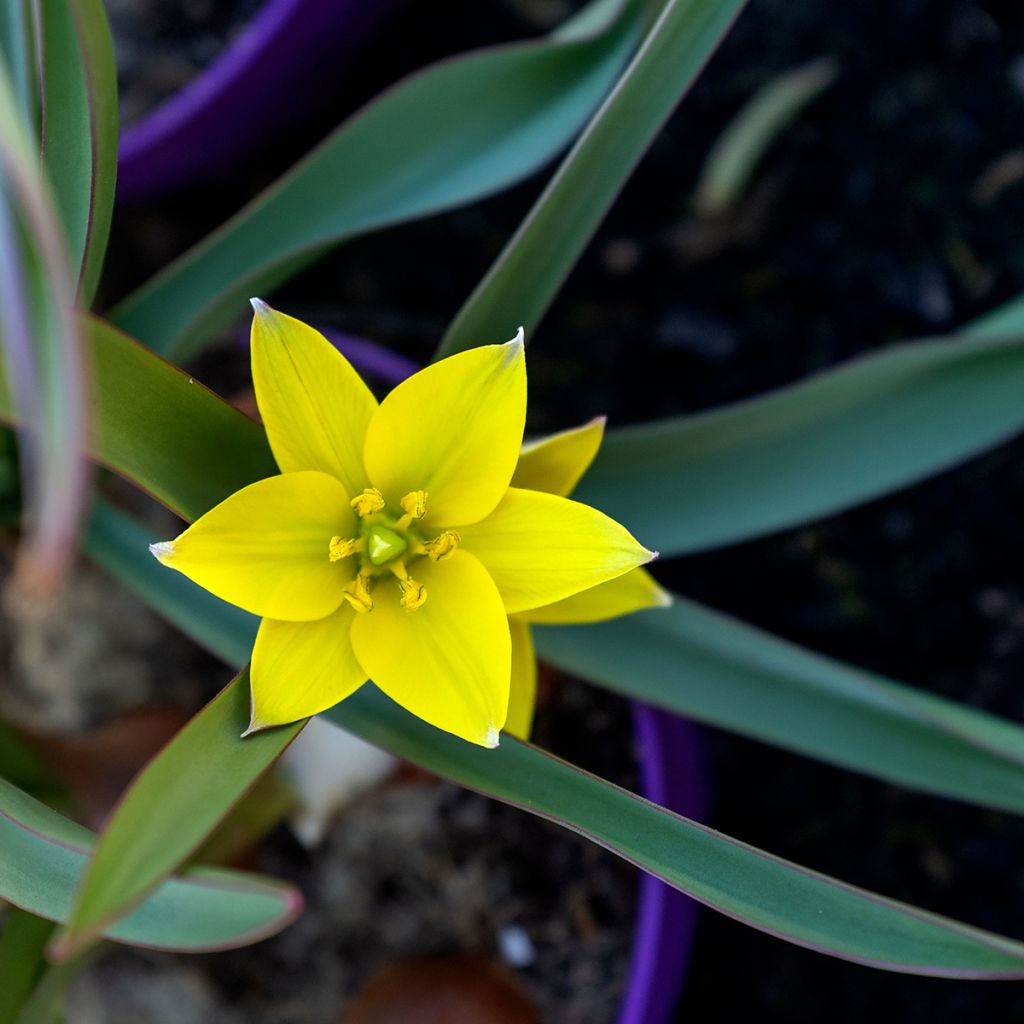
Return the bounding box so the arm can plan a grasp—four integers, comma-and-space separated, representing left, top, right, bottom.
109, 0, 647, 360
0, 777, 300, 954
52, 672, 303, 957
438, 0, 748, 357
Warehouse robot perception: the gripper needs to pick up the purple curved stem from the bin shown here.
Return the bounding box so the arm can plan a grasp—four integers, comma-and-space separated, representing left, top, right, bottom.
321, 329, 420, 385
117, 0, 400, 202
619, 706, 708, 1024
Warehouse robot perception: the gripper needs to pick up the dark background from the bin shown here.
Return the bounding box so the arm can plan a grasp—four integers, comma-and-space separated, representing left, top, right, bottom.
105, 0, 1024, 1019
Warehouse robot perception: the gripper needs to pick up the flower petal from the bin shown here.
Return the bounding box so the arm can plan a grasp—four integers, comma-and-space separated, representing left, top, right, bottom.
460, 487, 655, 614
512, 417, 605, 497
504, 620, 537, 741
350, 550, 510, 747
151, 471, 355, 621
519, 568, 671, 624
363, 334, 526, 526
251, 300, 377, 497
248, 605, 367, 731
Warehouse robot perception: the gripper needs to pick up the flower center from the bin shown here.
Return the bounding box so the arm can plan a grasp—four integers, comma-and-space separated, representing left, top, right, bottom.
329, 488, 459, 615
366, 525, 407, 566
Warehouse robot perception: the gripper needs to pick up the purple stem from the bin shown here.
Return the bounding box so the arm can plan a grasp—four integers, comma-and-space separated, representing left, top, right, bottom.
321, 329, 420, 386
619, 707, 708, 1024
117, 0, 400, 201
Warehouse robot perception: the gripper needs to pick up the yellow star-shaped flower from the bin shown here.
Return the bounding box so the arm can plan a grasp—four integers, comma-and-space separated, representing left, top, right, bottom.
151, 301, 664, 747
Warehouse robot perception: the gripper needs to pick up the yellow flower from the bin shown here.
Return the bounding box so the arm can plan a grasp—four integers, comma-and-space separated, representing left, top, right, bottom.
151, 301, 664, 747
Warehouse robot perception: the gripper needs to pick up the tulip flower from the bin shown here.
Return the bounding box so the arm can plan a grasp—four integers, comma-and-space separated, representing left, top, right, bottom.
151, 302, 663, 746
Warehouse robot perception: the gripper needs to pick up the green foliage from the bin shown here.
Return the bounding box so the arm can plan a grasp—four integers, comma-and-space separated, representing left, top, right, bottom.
3, 0, 1024, 994
0, 777, 300, 953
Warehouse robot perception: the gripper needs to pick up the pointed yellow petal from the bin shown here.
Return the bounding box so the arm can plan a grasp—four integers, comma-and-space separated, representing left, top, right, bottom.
363, 334, 526, 526
251, 300, 377, 497
151, 471, 355, 621
512, 417, 605, 497
248, 606, 367, 731
350, 550, 510, 747
519, 567, 671, 624
504, 620, 537, 741
460, 487, 654, 615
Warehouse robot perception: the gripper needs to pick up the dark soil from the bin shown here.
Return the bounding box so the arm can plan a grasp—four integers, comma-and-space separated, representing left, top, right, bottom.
100, 0, 1024, 1020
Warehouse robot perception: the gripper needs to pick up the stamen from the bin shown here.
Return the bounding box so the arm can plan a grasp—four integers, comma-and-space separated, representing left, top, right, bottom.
342, 573, 374, 613
389, 559, 428, 612
400, 490, 427, 520
351, 488, 385, 517
423, 530, 460, 561
399, 576, 427, 613
328, 536, 361, 562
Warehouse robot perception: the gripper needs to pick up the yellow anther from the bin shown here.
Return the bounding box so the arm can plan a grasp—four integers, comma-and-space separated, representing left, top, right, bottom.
351, 488, 385, 517
342, 573, 374, 613
424, 530, 460, 562
399, 576, 427, 613
328, 536, 360, 562
400, 490, 428, 520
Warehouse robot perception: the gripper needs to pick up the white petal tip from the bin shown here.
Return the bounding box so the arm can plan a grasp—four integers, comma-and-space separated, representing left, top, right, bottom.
646, 549, 660, 564
148, 541, 175, 563
655, 587, 674, 608
484, 724, 501, 748
249, 296, 271, 315
241, 719, 268, 739
508, 326, 525, 351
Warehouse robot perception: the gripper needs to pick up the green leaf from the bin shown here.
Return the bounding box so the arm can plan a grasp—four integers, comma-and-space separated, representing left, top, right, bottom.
437, 0, 747, 358
38, 0, 117, 304
53, 672, 303, 957
577, 327, 1024, 557
73, 316, 276, 519
52, 645, 1024, 976
0, 909, 53, 1024
0, 776, 301, 954
23, 317, 1024, 971
89, 493, 1024, 821
0, 1, 38, 134
327, 688, 1024, 977
109, 0, 647, 361
535, 598, 1024, 814
0, 57, 91, 591
692, 56, 838, 218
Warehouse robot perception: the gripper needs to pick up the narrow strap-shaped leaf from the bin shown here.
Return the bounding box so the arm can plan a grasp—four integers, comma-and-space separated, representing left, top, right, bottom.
577, 326, 1024, 557
52, 672, 303, 957
0, 777, 301, 953
109, 0, 647, 361
53, 655, 1024, 975
29, 321, 1024, 971
534, 598, 1024, 814
0, 58, 90, 591
87, 499, 1024, 818
4, 317, 1024, 816
328, 688, 1024, 977
38, 0, 117, 304
692, 56, 838, 218
437, 0, 747, 357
